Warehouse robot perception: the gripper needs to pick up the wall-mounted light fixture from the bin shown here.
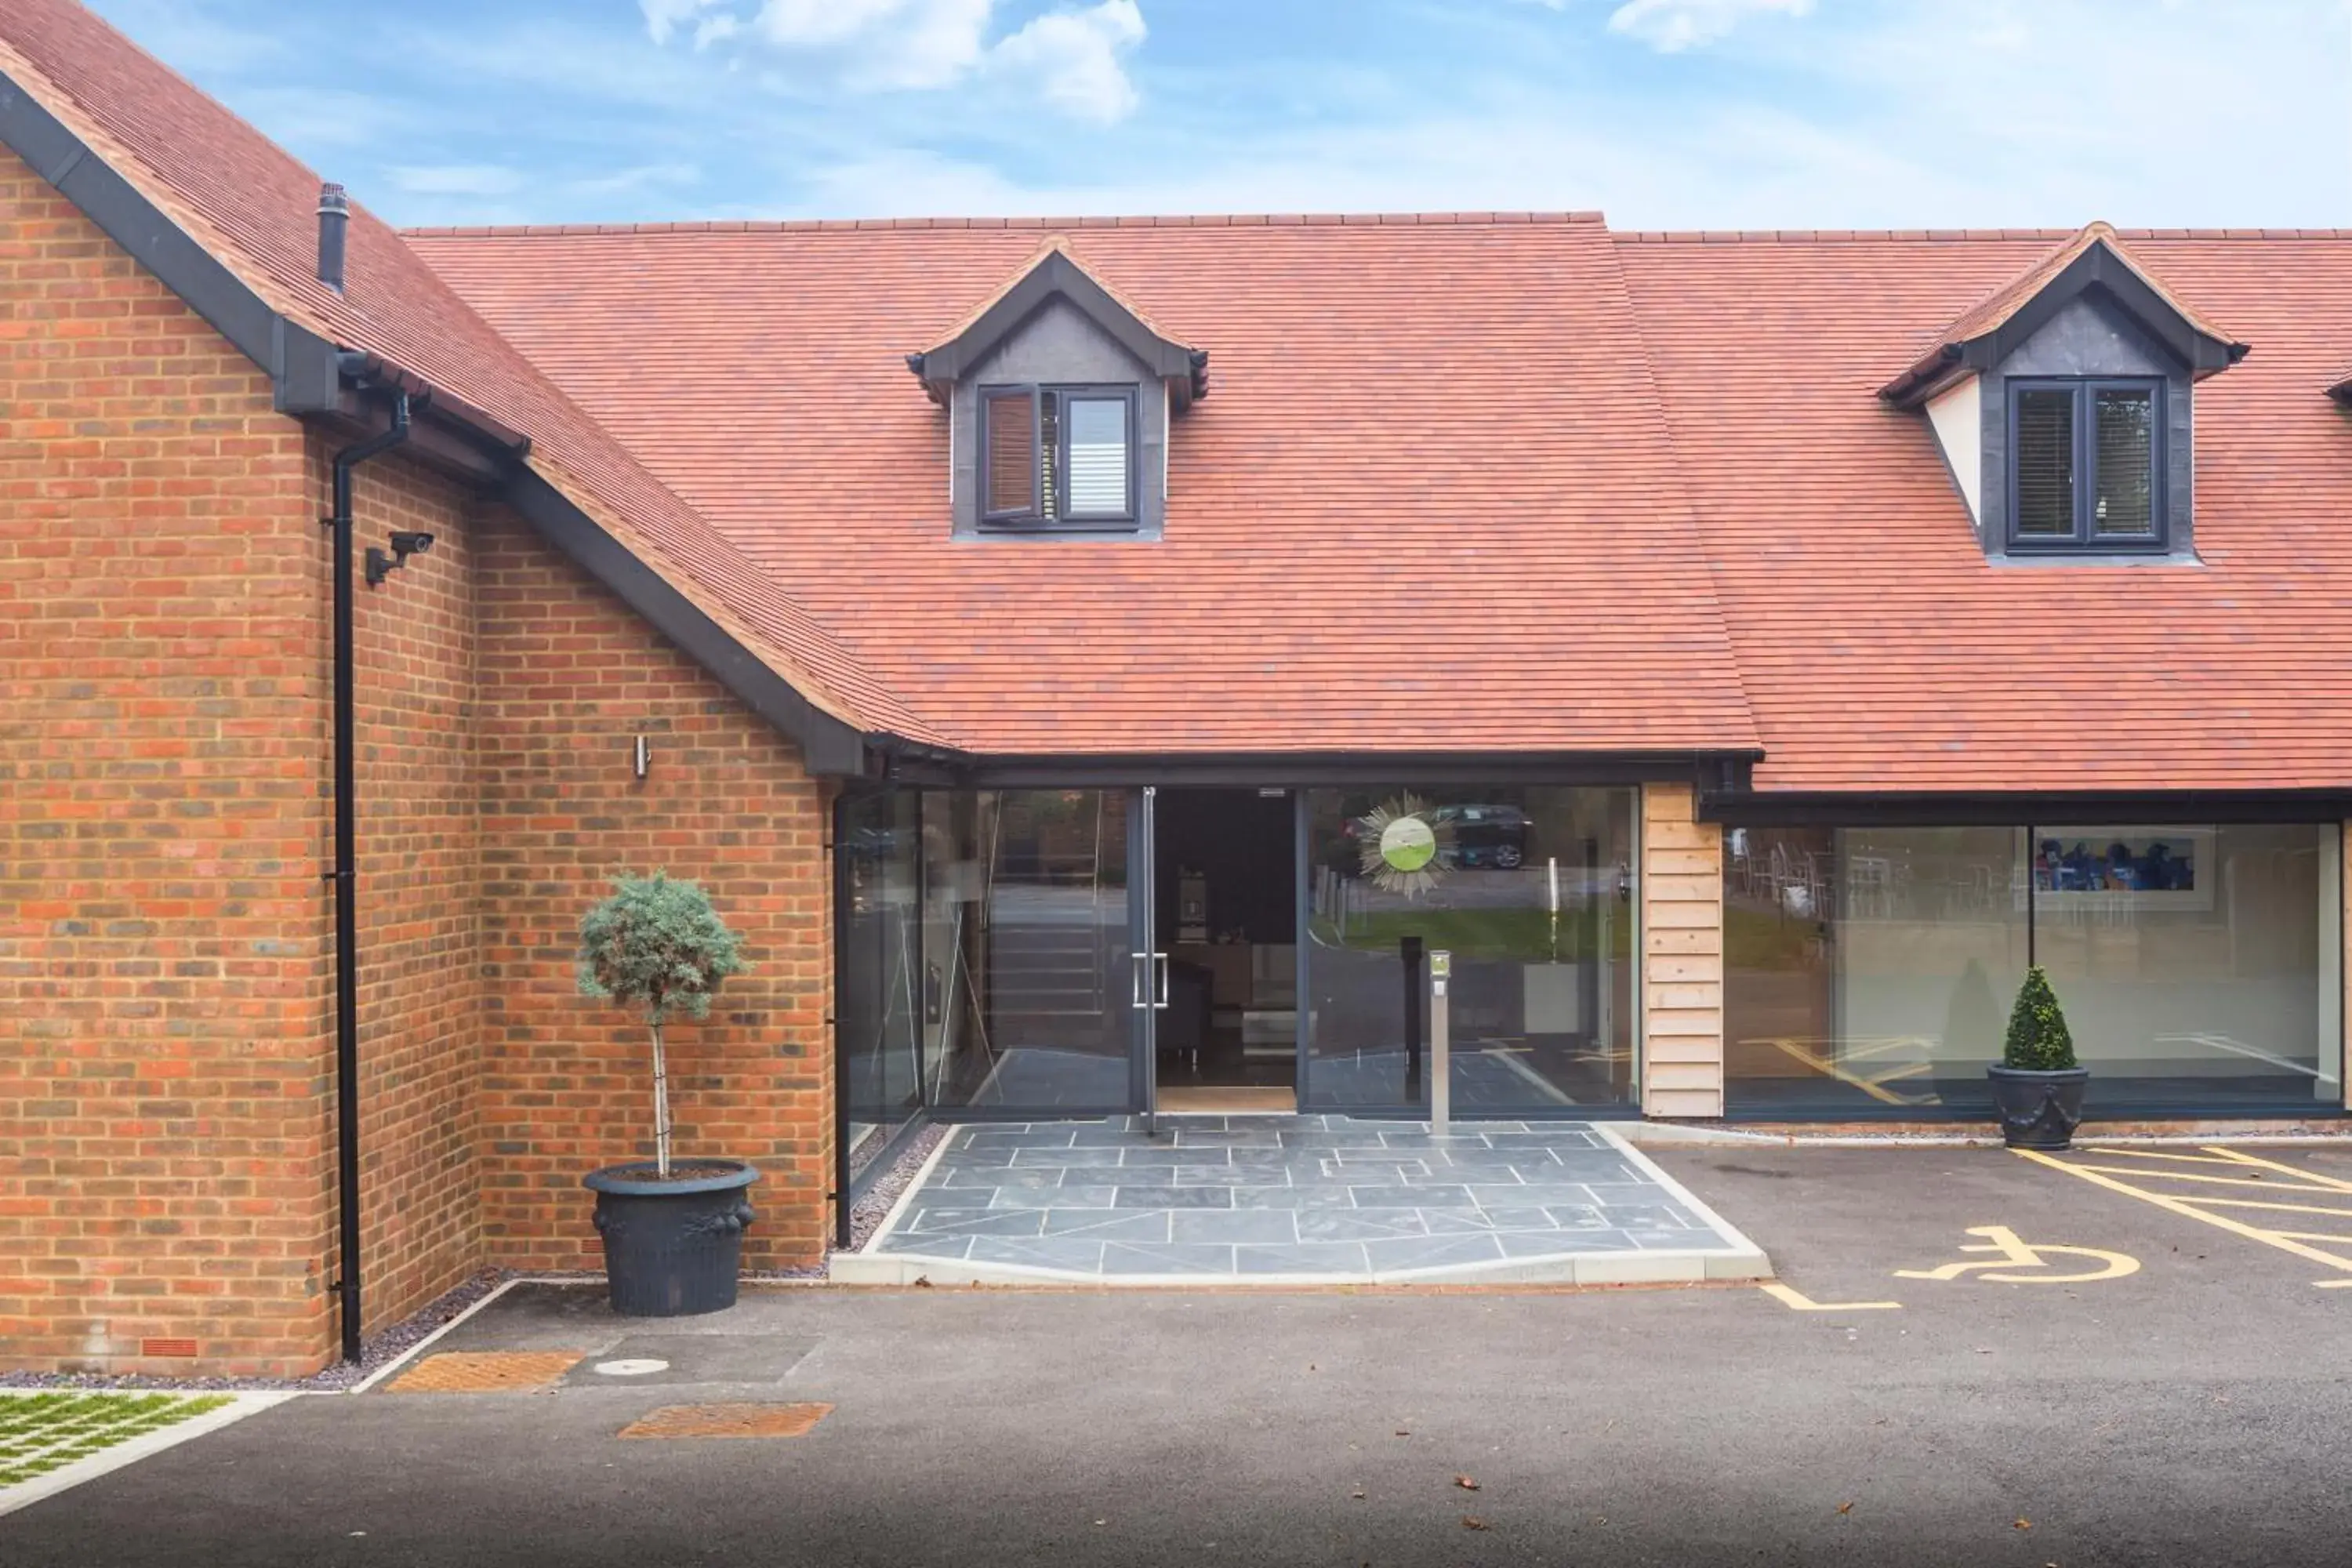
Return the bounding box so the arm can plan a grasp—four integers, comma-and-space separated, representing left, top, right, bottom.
363, 530, 435, 588
633, 735, 651, 780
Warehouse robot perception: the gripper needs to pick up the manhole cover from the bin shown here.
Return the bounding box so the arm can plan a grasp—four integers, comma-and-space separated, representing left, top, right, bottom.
386, 1352, 585, 1394
618, 1403, 833, 1440
558, 1334, 816, 1388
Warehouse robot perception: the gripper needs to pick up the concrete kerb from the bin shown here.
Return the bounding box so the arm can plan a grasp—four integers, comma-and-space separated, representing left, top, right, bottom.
1593, 1123, 1774, 1280
0, 1390, 296, 1519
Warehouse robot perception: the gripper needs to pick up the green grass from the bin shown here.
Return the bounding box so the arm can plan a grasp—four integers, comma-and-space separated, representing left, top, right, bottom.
0, 1393, 233, 1488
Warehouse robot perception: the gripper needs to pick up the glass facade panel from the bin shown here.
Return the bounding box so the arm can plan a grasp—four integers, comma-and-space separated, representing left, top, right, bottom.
840, 790, 924, 1184
1303, 787, 1637, 1112
1726, 822, 2343, 1116
2034, 824, 2342, 1109
927, 789, 1135, 1111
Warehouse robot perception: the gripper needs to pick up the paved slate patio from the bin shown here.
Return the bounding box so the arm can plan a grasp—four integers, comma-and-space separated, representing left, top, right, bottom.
852, 1115, 1762, 1282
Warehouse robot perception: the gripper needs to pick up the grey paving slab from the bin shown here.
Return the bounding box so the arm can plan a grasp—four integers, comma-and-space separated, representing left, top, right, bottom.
1110, 1185, 1233, 1208
1101, 1241, 1237, 1275
1167, 1209, 1301, 1244
902, 1209, 1047, 1238
1233, 1240, 1371, 1273
856, 1118, 1746, 1284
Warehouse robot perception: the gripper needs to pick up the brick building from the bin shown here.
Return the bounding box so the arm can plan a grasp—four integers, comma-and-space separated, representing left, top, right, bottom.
5, 0, 2350, 1374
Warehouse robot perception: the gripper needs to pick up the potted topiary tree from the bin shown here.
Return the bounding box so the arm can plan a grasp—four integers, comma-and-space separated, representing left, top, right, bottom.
576, 871, 756, 1316
1987, 964, 2089, 1150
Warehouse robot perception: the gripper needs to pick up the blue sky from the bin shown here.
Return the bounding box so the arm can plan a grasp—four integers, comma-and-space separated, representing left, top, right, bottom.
83, 0, 2352, 229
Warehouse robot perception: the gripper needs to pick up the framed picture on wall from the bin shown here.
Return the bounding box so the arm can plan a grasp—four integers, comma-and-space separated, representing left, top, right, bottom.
2031, 827, 2215, 913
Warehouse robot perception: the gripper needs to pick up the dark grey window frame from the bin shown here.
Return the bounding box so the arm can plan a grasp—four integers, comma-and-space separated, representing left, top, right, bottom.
2004, 376, 2167, 554
978, 382, 1139, 532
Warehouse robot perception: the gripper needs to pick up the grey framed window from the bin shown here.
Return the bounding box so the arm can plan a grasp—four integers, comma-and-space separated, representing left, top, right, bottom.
2006, 377, 2165, 551
978, 384, 1137, 530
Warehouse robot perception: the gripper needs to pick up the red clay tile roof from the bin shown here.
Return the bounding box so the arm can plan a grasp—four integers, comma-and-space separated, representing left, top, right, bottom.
0, 0, 944, 745
20, 0, 2352, 790
403, 218, 1762, 757
1617, 228, 2352, 792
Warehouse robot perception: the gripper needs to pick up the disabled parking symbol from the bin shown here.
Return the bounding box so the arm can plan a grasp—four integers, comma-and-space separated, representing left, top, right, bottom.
1896, 1225, 2140, 1285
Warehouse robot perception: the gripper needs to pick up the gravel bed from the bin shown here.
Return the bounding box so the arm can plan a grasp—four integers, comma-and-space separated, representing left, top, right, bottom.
0, 1269, 510, 1394
846, 1122, 952, 1251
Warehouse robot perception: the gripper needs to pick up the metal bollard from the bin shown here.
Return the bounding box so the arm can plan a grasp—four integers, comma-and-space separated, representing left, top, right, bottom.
1429, 949, 1450, 1137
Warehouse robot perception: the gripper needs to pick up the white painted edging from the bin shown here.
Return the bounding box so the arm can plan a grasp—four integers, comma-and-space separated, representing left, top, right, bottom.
0, 1391, 294, 1519
829, 1243, 1766, 1289
1595, 1123, 1775, 1279
343, 1276, 532, 1395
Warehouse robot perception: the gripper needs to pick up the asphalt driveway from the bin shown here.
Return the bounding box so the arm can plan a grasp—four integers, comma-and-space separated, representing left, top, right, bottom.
11, 1138, 2352, 1567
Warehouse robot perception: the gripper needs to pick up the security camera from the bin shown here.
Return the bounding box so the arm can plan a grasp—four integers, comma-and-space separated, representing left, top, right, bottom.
366, 531, 437, 588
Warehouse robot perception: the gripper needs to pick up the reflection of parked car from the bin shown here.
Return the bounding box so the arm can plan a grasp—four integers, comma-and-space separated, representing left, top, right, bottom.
1432, 804, 1529, 869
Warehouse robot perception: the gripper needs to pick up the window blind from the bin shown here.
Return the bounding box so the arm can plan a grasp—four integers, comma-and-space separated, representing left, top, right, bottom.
2092, 387, 2155, 536
2013, 387, 2075, 537
1064, 397, 1130, 517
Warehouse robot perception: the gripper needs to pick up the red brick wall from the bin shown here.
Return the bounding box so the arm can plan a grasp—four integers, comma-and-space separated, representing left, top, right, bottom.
338, 445, 484, 1335
473, 504, 833, 1272
2, 143, 837, 1374
0, 148, 334, 1376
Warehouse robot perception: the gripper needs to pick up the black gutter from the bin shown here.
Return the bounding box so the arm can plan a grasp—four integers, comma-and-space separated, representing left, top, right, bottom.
1700, 787, 2352, 829
325, 391, 412, 1363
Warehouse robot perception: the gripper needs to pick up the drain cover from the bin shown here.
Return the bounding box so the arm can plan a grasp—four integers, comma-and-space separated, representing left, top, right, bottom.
387, 1352, 584, 1393
618, 1403, 833, 1440
593, 1359, 671, 1377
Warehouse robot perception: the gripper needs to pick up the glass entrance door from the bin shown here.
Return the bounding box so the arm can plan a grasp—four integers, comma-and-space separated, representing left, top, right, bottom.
926, 789, 1141, 1113
1132, 786, 1164, 1137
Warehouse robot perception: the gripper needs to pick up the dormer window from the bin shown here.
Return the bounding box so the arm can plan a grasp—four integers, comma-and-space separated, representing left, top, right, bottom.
910, 238, 1206, 541
1881, 222, 2245, 564
982, 385, 1137, 528
2009, 378, 2162, 550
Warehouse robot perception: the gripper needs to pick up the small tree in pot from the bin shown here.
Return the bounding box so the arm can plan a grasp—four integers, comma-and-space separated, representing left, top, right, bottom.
576, 872, 756, 1316
1987, 965, 2089, 1150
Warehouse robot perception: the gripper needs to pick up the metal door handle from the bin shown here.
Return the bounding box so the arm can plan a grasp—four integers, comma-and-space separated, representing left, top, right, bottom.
1131, 951, 1149, 1008
1153, 952, 1171, 1010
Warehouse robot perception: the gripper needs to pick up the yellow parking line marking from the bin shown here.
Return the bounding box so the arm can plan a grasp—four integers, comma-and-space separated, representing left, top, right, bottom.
2017, 1149, 2352, 1282
2177, 1196, 2352, 1219
2056, 1164, 2352, 1196
2194, 1146, 2352, 1192
1759, 1283, 1902, 1312
2260, 1231, 2352, 1247
2083, 1147, 2270, 1168
2316, 1280, 2352, 1289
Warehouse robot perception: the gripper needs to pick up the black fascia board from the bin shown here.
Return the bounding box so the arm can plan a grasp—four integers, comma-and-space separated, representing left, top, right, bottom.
897, 749, 1766, 791
913, 251, 1201, 407
1700, 788, 2352, 828
1883, 239, 2249, 408
0, 66, 341, 414
1969, 243, 2246, 378
499, 469, 869, 776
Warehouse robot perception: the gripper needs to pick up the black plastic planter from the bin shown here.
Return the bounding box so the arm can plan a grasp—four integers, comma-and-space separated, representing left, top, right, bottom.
1986, 1065, 2090, 1151
583, 1160, 759, 1316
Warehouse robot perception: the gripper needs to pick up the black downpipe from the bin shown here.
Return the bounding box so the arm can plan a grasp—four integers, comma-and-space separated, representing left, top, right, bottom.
327, 393, 410, 1363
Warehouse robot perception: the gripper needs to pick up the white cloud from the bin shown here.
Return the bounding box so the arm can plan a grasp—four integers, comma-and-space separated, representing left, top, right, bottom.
1606, 0, 1813, 53
387, 163, 528, 198
642, 0, 1145, 119
641, 0, 728, 47
990, 2, 1146, 123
